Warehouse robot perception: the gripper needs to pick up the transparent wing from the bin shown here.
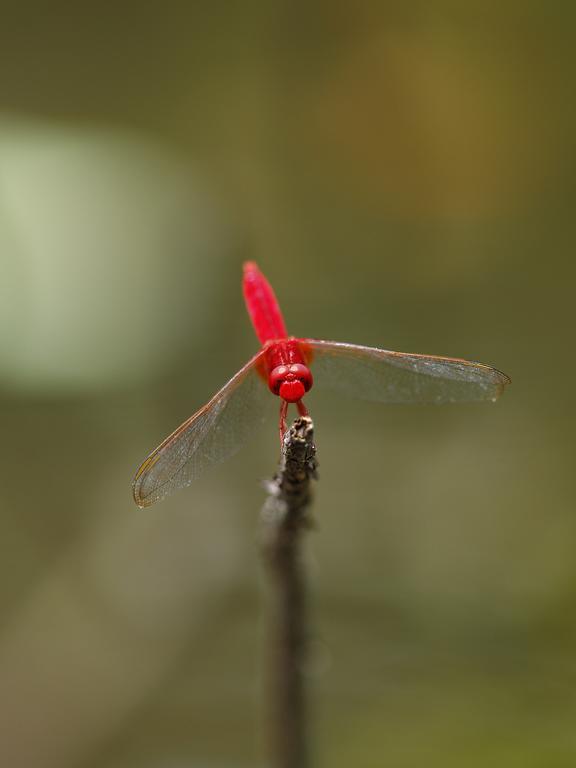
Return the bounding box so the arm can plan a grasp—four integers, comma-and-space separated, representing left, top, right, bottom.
133, 350, 270, 507
305, 339, 510, 404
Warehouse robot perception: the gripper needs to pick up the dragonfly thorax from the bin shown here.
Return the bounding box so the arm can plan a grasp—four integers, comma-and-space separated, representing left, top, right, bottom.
268, 363, 313, 403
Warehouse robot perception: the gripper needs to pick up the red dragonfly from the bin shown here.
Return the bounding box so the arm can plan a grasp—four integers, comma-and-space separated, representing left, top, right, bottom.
133, 261, 509, 507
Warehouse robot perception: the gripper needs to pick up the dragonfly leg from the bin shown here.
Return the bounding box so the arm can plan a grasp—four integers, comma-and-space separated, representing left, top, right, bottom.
296, 399, 309, 417
279, 400, 288, 444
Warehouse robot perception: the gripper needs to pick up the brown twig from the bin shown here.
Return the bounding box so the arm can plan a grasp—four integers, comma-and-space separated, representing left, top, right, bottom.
260, 415, 317, 768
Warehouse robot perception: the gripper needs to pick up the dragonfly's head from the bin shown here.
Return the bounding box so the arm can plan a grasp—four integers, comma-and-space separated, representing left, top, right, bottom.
269, 363, 313, 403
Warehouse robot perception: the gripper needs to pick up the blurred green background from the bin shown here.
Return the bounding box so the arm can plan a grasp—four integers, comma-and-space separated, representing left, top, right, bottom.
1, 3, 574, 767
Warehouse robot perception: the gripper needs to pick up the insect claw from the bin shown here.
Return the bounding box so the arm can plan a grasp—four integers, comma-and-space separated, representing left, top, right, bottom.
279, 400, 288, 444
296, 399, 309, 417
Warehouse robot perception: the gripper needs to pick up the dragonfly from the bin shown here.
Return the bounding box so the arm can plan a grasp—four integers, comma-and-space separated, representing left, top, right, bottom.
133, 261, 510, 507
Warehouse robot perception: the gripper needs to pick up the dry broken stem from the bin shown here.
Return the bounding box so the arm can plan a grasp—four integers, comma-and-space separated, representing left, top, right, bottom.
261, 415, 317, 768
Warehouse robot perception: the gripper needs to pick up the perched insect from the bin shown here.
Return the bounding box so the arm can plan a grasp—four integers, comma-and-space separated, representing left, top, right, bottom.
133, 261, 509, 507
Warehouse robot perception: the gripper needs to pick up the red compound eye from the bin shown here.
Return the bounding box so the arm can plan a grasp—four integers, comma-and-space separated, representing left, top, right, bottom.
287, 364, 313, 392
268, 365, 288, 395
268, 364, 313, 401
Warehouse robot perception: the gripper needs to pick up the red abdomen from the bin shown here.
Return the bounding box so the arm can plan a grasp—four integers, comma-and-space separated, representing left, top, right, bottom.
243, 262, 288, 344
